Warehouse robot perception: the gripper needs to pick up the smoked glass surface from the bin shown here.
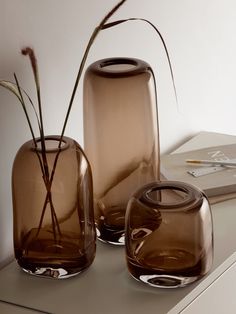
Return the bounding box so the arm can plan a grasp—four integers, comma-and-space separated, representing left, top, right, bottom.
12, 136, 96, 278
125, 181, 213, 288
83, 57, 160, 245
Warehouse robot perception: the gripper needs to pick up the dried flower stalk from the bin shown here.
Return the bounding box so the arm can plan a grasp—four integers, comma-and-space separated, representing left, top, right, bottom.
0, 0, 128, 242
0, 0, 177, 244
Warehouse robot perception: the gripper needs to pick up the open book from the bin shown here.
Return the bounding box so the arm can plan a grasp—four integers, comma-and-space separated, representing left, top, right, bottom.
161, 132, 236, 201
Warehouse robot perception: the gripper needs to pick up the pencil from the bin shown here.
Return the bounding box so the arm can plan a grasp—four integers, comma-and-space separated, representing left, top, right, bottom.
185, 159, 236, 167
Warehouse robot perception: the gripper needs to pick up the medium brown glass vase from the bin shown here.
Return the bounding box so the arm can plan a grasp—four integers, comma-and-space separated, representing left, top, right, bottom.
83, 57, 160, 245
125, 181, 213, 288
12, 135, 96, 279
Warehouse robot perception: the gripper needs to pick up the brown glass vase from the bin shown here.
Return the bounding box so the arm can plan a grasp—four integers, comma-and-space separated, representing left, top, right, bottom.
125, 181, 214, 288
12, 135, 96, 279
83, 57, 160, 245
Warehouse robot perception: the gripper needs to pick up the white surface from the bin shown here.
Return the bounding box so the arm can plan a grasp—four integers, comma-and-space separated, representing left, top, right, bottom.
169, 252, 236, 314
0, 243, 197, 314
173, 131, 236, 154
0, 132, 235, 312
1, 0, 236, 267
0, 197, 236, 314
0, 302, 41, 314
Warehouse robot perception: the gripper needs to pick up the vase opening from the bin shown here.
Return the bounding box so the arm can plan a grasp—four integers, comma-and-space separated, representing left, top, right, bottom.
90, 57, 150, 78
33, 135, 69, 153
100, 58, 138, 73
141, 182, 199, 210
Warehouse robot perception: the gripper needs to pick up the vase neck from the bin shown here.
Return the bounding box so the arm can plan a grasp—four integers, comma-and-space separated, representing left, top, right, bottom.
33, 136, 69, 153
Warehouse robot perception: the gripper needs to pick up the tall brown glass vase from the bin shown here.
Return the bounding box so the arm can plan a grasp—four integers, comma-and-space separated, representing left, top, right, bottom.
83, 57, 160, 245
12, 135, 96, 278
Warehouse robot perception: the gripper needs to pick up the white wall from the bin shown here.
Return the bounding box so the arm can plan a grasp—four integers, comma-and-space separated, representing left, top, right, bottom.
1, 0, 236, 266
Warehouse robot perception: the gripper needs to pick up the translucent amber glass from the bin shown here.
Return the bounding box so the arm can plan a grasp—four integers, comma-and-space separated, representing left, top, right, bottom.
83, 58, 160, 245
12, 136, 96, 278
125, 181, 213, 288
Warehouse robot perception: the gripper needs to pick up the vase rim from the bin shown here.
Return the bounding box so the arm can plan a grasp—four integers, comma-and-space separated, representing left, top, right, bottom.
32, 135, 69, 153
87, 57, 150, 78
138, 181, 205, 211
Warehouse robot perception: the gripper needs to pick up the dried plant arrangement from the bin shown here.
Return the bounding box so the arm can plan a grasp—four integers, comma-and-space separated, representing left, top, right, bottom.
0, 0, 176, 277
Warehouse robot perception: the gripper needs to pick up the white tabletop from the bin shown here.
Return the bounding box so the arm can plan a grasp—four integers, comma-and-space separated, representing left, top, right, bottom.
0, 301, 40, 314
169, 252, 236, 314
1, 131, 236, 313
0, 198, 235, 314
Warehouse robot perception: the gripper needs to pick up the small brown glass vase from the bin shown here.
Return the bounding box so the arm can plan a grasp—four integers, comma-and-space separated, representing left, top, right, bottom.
125, 181, 213, 288
83, 57, 160, 245
12, 135, 96, 279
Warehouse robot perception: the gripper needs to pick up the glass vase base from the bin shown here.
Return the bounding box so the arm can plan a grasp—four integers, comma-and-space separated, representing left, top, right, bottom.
21, 266, 83, 279
15, 228, 96, 279
96, 206, 126, 245
130, 273, 199, 288
127, 251, 204, 288
97, 236, 125, 246
96, 226, 125, 246
16, 254, 94, 279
